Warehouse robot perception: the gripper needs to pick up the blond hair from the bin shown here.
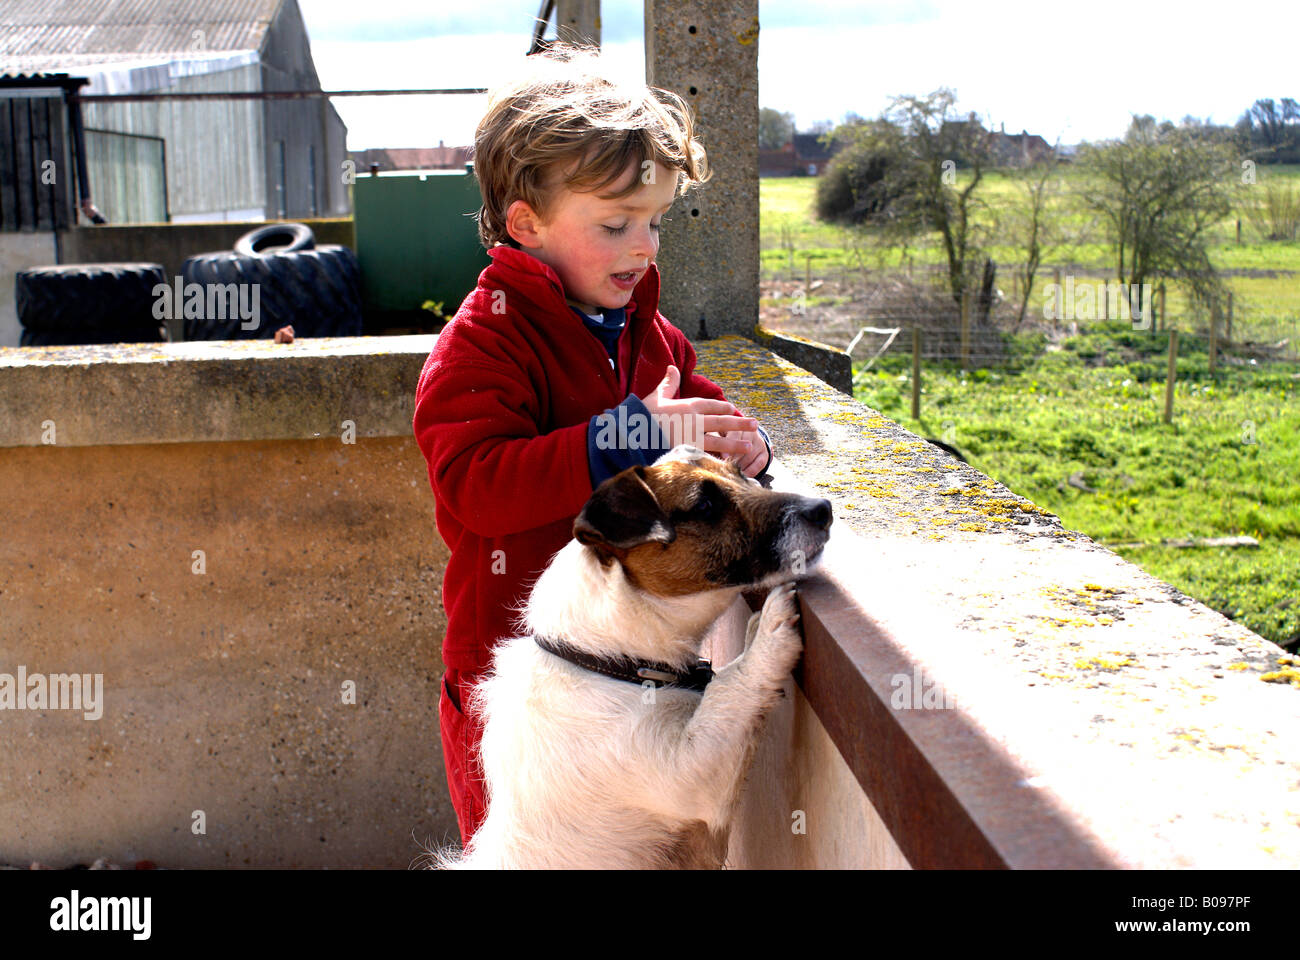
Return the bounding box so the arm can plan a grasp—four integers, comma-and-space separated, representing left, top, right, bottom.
471, 42, 711, 250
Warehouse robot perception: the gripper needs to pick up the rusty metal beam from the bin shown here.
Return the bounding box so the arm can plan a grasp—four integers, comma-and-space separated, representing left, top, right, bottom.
70, 88, 486, 103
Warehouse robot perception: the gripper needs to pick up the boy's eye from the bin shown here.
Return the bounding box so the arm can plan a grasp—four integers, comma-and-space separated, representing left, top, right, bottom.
602, 220, 664, 236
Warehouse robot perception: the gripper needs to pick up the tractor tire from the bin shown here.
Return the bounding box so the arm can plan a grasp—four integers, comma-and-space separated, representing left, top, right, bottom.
15, 263, 166, 346
180, 245, 361, 340
233, 222, 315, 257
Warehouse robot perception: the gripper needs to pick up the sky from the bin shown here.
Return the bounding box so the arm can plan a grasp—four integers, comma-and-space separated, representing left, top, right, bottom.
298, 0, 1299, 150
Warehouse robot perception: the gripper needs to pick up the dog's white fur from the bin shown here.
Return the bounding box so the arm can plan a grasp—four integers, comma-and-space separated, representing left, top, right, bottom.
428, 445, 829, 869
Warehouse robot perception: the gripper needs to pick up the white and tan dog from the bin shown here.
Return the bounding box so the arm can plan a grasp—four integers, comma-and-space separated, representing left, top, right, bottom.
431, 444, 832, 869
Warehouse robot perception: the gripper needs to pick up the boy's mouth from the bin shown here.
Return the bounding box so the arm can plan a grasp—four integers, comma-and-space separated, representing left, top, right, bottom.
610, 270, 640, 290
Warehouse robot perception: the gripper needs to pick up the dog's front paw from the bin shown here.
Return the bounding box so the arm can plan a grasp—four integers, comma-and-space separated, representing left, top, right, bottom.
744, 581, 804, 684
743, 610, 762, 652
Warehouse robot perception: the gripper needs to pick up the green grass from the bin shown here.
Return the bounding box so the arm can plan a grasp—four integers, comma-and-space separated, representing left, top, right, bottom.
852, 322, 1300, 649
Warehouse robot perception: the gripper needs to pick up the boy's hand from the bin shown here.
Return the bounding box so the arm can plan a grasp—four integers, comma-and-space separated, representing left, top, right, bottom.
720, 425, 770, 478
640, 365, 758, 461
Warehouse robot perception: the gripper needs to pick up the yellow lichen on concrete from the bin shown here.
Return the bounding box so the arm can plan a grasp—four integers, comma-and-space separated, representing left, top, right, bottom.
1074, 655, 1135, 670
1261, 667, 1300, 688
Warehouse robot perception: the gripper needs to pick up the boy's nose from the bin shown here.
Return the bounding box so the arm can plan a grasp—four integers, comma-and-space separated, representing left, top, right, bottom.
630, 225, 658, 259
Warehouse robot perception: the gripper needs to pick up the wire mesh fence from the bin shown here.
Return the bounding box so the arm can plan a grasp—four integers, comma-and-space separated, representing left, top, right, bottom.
759, 261, 1300, 378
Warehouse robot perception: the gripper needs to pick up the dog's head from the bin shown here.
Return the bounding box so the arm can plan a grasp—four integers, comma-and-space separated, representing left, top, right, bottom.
573, 445, 832, 596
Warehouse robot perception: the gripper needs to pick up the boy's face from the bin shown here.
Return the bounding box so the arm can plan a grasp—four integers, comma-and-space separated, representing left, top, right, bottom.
506, 158, 680, 315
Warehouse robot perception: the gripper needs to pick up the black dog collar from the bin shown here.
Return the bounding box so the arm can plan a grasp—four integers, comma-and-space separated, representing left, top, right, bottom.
533, 634, 713, 691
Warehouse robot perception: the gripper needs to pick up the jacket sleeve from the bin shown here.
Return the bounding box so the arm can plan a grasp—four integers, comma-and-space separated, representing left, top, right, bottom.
413, 351, 592, 539
587, 393, 674, 488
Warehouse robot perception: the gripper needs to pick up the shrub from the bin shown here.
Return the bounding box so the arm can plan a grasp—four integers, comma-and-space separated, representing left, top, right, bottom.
814, 138, 912, 225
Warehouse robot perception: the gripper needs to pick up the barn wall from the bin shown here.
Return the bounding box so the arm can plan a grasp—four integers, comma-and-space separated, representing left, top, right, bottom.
82, 63, 267, 221
259, 0, 349, 219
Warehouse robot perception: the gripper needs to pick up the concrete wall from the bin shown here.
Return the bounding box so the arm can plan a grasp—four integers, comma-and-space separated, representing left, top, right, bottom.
0, 337, 451, 868
0, 437, 449, 868
0, 231, 58, 347
703, 595, 910, 869
2, 333, 1298, 869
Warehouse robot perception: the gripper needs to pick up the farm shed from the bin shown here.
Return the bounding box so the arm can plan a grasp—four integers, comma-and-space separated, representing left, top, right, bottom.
0, 0, 349, 224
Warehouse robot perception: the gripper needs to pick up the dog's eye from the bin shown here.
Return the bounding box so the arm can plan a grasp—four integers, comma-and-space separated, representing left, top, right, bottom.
691, 481, 723, 518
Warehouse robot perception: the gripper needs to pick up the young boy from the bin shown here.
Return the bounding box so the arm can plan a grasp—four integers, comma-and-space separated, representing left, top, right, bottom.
411, 45, 773, 846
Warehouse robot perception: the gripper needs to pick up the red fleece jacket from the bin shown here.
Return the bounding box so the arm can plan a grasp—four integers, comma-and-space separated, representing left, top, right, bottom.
412, 244, 739, 671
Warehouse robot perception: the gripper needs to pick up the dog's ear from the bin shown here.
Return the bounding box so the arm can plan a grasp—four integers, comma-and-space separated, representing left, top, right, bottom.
574, 465, 675, 559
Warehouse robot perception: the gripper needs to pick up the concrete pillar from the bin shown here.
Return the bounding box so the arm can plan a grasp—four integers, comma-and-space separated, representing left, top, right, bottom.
645, 0, 759, 342
555, 0, 601, 47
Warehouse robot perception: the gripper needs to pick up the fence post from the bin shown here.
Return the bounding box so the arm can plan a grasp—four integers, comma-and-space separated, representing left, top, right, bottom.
1236, 219, 1242, 244
1227, 291, 1233, 344
1208, 298, 1218, 374
911, 327, 921, 421
1158, 282, 1167, 335
805, 254, 812, 292
1164, 328, 1179, 424
960, 286, 971, 370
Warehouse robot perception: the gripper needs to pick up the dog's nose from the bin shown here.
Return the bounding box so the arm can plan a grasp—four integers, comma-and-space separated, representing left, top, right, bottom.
799, 498, 833, 530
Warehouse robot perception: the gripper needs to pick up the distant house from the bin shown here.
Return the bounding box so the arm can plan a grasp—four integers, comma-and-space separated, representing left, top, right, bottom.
760, 132, 838, 177
0, 0, 349, 223
759, 141, 798, 177
989, 128, 1054, 168
349, 143, 473, 173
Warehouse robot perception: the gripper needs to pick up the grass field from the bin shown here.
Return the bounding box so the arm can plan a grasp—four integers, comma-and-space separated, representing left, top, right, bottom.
758, 170, 1300, 650
760, 166, 1300, 346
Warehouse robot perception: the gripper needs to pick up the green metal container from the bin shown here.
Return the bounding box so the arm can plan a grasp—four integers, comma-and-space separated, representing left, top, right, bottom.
352, 168, 488, 319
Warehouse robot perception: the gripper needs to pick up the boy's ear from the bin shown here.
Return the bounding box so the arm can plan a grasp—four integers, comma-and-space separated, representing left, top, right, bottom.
505, 199, 544, 248
574, 466, 675, 561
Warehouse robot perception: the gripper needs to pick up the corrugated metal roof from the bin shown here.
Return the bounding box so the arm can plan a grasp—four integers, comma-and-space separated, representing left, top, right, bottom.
0, 0, 285, 73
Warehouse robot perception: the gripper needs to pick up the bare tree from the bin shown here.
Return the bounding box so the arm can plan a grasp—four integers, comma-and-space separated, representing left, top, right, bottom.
1078, 115, 1237, 319
1007, 150, 1063, 331
832, 89, 997, 317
